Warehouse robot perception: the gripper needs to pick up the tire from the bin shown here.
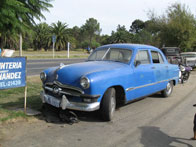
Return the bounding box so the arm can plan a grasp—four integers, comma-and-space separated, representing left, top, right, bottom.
161, 81, 173, 97
182, 72, 189, 83
100, 88, 116, 121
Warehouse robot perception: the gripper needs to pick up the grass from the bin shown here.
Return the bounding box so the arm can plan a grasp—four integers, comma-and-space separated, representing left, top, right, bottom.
13, 49, 89, 59
0, 76, 42, 123
0, 49, 89, 123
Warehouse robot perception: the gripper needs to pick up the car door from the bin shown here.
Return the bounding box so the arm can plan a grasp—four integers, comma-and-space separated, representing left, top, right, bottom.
150, 50, 168, 92
129, 50, 156, 100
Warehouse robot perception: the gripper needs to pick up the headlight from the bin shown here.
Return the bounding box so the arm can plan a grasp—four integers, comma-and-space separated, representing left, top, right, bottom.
40, 72, 46, 82
180, 65, 185, 71
80, 76, 90, 89
179, 71, 182, 78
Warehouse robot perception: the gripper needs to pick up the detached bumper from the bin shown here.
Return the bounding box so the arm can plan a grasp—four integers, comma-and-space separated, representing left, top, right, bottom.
40, 91, 100, 112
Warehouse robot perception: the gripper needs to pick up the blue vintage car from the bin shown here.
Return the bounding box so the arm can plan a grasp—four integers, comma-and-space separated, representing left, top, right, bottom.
40, 44, 179, 121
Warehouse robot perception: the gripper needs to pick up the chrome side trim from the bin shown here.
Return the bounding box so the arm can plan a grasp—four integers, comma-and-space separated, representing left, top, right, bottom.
40, 91, 100, 112
126, 77, 178, 92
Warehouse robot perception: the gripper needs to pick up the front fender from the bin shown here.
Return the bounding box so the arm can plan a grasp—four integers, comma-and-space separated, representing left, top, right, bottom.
84, 68, 134, 102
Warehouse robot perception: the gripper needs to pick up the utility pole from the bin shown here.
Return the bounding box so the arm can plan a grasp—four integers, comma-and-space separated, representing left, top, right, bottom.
52, 35, 56, 59
67, 42, 70, 59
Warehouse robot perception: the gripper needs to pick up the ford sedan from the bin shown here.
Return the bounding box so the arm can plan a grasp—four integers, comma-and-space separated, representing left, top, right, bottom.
40, 44, 179, 121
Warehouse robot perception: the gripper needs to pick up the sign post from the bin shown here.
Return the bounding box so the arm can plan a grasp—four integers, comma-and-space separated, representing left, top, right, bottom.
52, 35, 56, 59
24, 86, 27, 113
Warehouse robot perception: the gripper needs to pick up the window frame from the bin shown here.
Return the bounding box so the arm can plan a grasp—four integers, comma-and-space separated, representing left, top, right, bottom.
134, 50, 151, 65
151, 50, 165, 64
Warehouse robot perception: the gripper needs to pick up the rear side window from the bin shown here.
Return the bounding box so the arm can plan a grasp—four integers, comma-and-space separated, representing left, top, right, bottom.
151, 51, 164, 64
135, 50, 150, 64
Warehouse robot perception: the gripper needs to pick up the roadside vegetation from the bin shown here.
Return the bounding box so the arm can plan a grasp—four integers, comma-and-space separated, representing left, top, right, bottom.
1, 2, 196, 53
0, 76, 41, 123
13, 49, 89, 59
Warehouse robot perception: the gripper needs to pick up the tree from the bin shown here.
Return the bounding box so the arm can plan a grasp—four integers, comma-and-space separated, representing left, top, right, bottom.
132, 30, 153, 45
81, 18, 101, 47
108, 25, 133, 43
129, 19, 161, 46
0, 0, 53, 48
149, 3, 196, 51
69, 26, 82, 48
130, 19, 145, 34
51, 21, 69, 51
33, 23, 51, 50
100, 35, 110, 45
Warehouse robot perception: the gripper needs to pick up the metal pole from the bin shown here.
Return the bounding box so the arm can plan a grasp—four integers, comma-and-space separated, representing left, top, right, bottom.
19, 34, 22, 56
67, 42, 70, 59
24, 86, 27, 114
53, 42, 55, 59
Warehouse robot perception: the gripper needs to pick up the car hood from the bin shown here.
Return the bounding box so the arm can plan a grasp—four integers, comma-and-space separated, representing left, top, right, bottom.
48, 61, 129, 85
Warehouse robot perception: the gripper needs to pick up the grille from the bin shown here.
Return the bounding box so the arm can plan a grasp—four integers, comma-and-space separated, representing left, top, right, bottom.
44, 81, 84, 97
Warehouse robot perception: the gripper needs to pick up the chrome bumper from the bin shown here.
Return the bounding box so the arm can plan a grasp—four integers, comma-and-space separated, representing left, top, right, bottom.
40, 91, 100, 112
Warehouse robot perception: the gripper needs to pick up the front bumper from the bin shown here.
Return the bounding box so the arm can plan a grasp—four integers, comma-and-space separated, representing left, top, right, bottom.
40, 91, 100, 112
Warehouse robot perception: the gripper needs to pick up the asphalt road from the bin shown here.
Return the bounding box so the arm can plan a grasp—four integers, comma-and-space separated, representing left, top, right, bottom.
1, 72, 196, 147
27, 58, 86, 76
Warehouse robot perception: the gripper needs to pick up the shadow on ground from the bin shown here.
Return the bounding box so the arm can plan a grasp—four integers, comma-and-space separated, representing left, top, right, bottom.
139, 126, 193, 147
39, 103, 103, 124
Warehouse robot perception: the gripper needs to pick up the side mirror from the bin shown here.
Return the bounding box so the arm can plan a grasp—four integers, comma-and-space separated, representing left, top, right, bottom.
135, 60, 141, 67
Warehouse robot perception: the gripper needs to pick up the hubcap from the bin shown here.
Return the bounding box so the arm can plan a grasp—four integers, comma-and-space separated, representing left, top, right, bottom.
166, 82, 172, 94
110, 95, 116, 116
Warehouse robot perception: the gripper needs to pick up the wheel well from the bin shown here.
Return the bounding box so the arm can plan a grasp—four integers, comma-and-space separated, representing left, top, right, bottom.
113, 86, 126, 106
172, 80, 176, 86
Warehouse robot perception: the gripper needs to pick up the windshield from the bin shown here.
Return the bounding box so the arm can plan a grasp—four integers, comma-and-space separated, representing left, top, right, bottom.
88, 48, 132, 63
181, 54, 196, 58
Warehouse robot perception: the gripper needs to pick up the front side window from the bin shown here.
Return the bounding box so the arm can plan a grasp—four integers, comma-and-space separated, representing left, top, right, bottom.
88, 48, 132, 63
134, 50, 150, 65
151, 51, 164, 64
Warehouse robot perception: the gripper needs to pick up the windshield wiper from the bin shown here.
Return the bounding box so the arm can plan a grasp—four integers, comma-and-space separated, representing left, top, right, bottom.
113, 60, 121, 62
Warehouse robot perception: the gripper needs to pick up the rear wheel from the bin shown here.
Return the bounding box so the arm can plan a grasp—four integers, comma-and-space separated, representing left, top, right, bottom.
161, 81, 173, 97
100, 88, 116, 121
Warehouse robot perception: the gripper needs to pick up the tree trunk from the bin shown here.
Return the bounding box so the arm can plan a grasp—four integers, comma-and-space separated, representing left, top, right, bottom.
0, 36, 3, 49
89, 35, 92, 47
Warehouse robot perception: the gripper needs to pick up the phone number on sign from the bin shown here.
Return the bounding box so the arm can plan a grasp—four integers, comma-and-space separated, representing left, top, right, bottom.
0, 80, 21, 88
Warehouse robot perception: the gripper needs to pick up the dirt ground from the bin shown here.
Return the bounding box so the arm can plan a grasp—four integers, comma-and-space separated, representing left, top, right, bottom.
1, 71, 196, 147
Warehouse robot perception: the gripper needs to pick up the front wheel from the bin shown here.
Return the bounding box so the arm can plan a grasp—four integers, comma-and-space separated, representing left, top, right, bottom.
100, 88, 116, 121
161, 81, 173, 97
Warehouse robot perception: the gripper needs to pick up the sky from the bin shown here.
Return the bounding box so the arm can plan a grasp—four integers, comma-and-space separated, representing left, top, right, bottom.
40, 0, 196, 35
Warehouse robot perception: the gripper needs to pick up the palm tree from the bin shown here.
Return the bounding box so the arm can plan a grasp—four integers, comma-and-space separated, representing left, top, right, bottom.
33, 23, 51, 50
51, 21, 69, 51
0, 0, 53, 48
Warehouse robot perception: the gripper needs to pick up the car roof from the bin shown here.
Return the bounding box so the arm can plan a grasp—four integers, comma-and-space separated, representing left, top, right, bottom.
97, 43, 159, 51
